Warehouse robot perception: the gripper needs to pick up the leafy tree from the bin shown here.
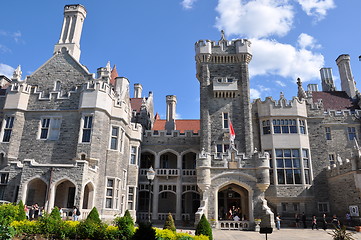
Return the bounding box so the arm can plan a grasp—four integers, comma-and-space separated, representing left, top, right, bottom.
195, 215, 213, 240
86, 207, 101, 224
163, 213, 176, 232
132, 221, 156, 240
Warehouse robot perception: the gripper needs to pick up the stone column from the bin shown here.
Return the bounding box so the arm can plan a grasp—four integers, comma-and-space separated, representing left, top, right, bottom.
151, 178, 159, 221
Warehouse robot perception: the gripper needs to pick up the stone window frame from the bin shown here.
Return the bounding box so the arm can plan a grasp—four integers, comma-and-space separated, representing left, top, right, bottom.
272, 119, 298, 134
347, 127, 357, 141
37, 116, 62, 140
79, 114, 94, 143
215, 143, 229, 158
122, 170, 127, 190
318, 202, 329, 213
1, 115, 15, 143
0, 172, 9, 199
325, 127, 331, 140
129, 146, 137, 165
328, 154, 335, 166
222, 112, 229, 129
109, 125, 120, 150
127, 186, 136, 210
105, 177, 121, 210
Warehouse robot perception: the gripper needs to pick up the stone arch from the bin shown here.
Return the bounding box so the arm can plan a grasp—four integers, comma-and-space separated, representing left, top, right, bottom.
158, 150, 179, 169
213, 178, 254, 222
182, 191, 200, 221
25, 177, 48, 207
158, 190, 176, 214
53, 178, 77, 209
140, 150, 156, 169
181, 151, 197, 169
82, 181, 95, 209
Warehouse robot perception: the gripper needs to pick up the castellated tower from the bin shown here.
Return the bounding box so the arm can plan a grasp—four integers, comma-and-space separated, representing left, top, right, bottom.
195, 32, 253, 156
53, 4, 87, 61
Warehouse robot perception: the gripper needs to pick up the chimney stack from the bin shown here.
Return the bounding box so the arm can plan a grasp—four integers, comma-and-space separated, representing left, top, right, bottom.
165, 95, 177, 131
134, 83, 143, 98
336, 54, 357, 99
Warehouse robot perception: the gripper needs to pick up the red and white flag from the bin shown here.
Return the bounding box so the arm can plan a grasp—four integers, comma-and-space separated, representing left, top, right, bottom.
229, 119, 235, 143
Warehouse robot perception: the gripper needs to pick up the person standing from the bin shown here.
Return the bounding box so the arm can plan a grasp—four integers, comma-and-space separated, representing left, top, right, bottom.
302, 213, 307, 228
311, 215, 318, 230
322, 213, 327, 230
72, 206, 79, 221
276, 214, 281, 230
295, 213, 300, 228
346, 212, 351, 226
331, 215, 340, 229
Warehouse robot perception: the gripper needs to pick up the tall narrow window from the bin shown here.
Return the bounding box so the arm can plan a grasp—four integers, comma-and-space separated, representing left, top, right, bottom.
130, 146, 137, 164
122, 170, 127, 190
223, 113, 229, 129
2, 116, 14, 142
40, 118, 50, 139
348, 127, 357, 140
325, 127, 331, 140
128, 187, 134, 210
0, 173, 9, 200
328, 154, 335, 166
299, 120, 306, 134
54, 81, 61, 91
119, 128, 125, 152
82, 116, 93, 143
303, 149, 310, 184
110, 127, 119, 150
262, 120, 271, 135
105, 179, 114, 209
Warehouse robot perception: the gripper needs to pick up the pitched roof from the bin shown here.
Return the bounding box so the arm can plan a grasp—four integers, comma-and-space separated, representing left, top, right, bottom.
130, 98, 144, 113
110, 65, 118, 86
312, 91, 359, 110
152, 119, 200, 133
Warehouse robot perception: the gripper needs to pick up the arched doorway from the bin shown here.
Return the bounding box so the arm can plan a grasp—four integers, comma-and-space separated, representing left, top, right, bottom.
218, 184, 249, 221
140, 152, 155, 169
159, 152, 177, 169
25, 178, 47, 207
182, 152, 196, 169
54, 180, 76, 209
182, 191, 200, 221
158, 190, 176, 219
82, 182, 94, 209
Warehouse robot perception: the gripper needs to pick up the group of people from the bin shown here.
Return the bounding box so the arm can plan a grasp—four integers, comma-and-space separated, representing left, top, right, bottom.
24, 203, 44, 220
276, 213, 344, 230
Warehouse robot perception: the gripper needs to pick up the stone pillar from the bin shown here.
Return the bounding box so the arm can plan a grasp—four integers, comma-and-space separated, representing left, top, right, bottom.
134, 83, 143, 98
151, 178, 159, 221
176, 178, 182, 220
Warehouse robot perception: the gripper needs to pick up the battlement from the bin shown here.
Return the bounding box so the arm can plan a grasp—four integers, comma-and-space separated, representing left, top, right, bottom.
144, 130, 200, 138
326, 158, 356, 178
254, 96, 307, 118
195, 38, 251, 55
64, 4, 87, 16
8, 82, 31, 94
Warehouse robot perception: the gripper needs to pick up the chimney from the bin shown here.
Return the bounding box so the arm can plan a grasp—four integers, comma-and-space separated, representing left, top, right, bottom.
53, 4, 87, 62
320, 68, 335, 91
336, 54, 357, 99
134, 83, 143, 98
165, 95, 177, 131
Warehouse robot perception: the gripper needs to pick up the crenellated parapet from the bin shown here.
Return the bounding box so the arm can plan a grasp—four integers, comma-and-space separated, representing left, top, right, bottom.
253, 96, 307, 118
195, 35, 252, 64
4, 82, 31, 110
143, 130, 200, 138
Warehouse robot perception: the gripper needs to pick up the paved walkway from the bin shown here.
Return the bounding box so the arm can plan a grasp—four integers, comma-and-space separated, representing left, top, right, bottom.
211, 228, 361, 240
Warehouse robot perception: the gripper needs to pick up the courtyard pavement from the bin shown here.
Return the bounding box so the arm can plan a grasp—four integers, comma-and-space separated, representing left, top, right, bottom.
177, 228, 361, 240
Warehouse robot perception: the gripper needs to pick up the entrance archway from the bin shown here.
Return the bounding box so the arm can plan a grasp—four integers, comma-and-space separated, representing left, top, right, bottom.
182, 192, 200, 221
25, 178, 47, 207
82, 182, 94, 209
218, 184, 249, 221
54, 180, 76, 209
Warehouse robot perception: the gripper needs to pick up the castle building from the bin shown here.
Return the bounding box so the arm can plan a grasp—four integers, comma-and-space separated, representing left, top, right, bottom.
0, 4, 360, 230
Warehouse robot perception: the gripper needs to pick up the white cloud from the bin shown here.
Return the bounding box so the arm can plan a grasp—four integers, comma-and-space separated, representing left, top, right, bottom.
0, 63, 14, 77
215, 0, 294, 38
0, 30, 22, 43
249, 37, 324, 82
0, 44, 11, 53
297, 33, 320, 49
275, 80, 286, 87
250, 88, 261, 99
297, 0, 335, 20
181, 0, 197, 9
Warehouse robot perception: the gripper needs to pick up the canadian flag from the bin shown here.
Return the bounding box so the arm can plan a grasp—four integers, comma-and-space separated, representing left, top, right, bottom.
229, 119, 235, 143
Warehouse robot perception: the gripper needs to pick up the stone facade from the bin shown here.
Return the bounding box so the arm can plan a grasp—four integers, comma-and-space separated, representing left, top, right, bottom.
0, 4, 360, 230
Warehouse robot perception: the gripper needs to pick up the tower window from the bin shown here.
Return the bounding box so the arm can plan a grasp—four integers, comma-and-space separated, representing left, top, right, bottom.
223, 113, 229, 129
39, 117, 61, 140
262, 120, 271, 135
81, 116, 93, 143
110, 126, 119, 150
2, 116, 14, 142
325, 127, 331, 140
348, 127, 357, 140
130, 146, 137, 164
328, 154, 335, 166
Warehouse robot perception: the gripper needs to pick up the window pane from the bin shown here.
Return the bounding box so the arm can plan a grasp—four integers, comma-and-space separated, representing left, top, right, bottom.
286, 170, 294, 184
276, 159, 284, 168
82, 129, 91, 142
294, 170, 301, 184
276, 150, 283, 158
281, 126, 289, 133
293, 159, 300, 168
274, 126, 281, 133
106, 198, 112, 208
277, 170, 285, 184
285, 159, 292, 168
111, 138, 118, 150
107, 179, 114, 187
284, 150, 291, 157
106, 189, 113, 196
290, 126, 297, 133
292, 150, 299, 158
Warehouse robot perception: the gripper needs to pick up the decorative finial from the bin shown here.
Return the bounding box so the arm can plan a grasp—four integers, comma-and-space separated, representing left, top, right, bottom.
297, 77, 302, 86
220, 30, 226, 41
12, 65, 22, 81
280, 92, 284, 98
106, 61, 111, 73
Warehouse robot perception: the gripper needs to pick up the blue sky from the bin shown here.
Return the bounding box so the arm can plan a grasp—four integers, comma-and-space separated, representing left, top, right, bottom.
0, 0, 360, 119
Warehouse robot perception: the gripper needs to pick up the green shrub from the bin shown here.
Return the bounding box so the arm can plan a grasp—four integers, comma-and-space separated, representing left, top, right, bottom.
0, 203, 19, 226
328, 225, 355, 240
104, 225, 121, 240
0, 225, 15, 240
156, 228, 176, 240
49, 206, 62, 221
86, 207, 102, 224
37, 212, 63, 239
115, 213, 134, 240
61, 221, 79, 239
193, 235, 209, 240
195, 215, 212, 240
16, 200, 26, 221
175, 232, 195, 240
132, 222, 156, 240
11, 220, 39, 236
163, 213, 176, 232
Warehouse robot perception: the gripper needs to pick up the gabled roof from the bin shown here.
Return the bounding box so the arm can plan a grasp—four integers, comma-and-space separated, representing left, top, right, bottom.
110, 65, 118, 86
312, 91, 359, 110
130, 98, 144, 113
152, 119, 200, 133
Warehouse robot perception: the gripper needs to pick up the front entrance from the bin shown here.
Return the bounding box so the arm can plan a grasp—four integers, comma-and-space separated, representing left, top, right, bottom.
218, 184, 249, 221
